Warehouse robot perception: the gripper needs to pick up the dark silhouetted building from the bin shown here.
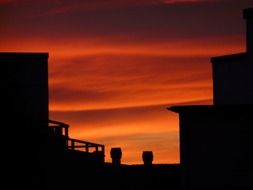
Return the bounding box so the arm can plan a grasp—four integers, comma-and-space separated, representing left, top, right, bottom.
169, 8, 253, 189
1, 53, 49, 189
211, 8, 253, 105
2, 52, 48, 139
1, 52, 105, 189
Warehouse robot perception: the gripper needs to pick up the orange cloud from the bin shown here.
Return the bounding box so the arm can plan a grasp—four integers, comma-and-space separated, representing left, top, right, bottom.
48, 53, 213, 111
0, 34, 244, 57
3, 35, 241, 112
0, 34, 242, 163
50, 104, 181, 164
0, 0, 249, 164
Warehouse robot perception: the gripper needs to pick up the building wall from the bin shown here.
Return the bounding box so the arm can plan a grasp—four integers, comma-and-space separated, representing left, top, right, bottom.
2, 53, 48, 136
1, 53, 49, 188
212, 9, 253, 105
178, 108, 253, 188
212, 57, 253, 105
172, 8, 253, 190
246, 13, 253, 92
246, 12, 253, 61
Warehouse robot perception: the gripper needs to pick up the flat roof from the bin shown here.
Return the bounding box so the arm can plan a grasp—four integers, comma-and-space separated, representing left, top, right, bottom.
243, 8, 253, 19
0, 52, 49, 60
210, 52, 246, 64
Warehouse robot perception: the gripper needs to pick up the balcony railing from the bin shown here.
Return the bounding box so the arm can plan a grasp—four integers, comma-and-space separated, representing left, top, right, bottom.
48, 120, 104, 156
67, 138, 105, 154
48, 119, 69, 138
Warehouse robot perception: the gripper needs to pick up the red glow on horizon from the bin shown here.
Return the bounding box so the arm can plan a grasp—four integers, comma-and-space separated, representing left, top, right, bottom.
0, 35, 243, 163
0, 36, 243, 163
0, 0, 249, 164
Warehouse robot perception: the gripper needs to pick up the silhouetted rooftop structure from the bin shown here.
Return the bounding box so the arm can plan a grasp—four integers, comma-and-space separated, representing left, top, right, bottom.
142, 151, 153, 166
169, 7, 253, 189
208, 8, 253, 106
110, 147, 122, 167
211, 52, 253, 105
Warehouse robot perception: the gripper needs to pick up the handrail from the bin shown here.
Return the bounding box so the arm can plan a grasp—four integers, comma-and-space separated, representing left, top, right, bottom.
47, 120, 104, 155
68, 138, 105, 154
48, 120, 69, 127
68, 137, 103, 147
48, 120, 69, 138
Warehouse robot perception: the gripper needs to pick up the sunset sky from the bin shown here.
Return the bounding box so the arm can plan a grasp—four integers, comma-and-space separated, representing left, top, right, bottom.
1, 0, 252, 164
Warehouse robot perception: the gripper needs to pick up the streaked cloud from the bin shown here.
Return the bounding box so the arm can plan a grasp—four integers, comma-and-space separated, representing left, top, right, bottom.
1, 0, 252, 163
1, 0, 250, 41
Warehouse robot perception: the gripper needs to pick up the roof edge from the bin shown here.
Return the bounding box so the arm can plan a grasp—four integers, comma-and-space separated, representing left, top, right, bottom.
210, 52, 246, 64
0, 52, 49, 60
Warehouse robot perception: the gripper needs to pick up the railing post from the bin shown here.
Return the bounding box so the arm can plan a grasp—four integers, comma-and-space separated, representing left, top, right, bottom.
65, 125, 69, 138
54, 127, 62, 137
71, 139, 74, 150
85, 143, 89, 152
102, 145, 105, 158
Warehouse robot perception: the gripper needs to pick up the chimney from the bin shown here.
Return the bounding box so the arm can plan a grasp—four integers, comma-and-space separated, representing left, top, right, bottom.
142, 151, 153, 166
110, 147, 122, 167
243, 8, 253, 60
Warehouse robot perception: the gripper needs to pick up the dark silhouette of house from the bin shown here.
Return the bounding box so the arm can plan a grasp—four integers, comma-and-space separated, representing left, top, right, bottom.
2, 53, 49, 189
1, 52, 180, 189
1, 52, 105, 189
169, 8, 253, 189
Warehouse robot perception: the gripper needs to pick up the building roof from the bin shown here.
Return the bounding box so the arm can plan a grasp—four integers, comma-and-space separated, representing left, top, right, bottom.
0, 52, 49, 61
210, 52, 247, 64
243, 8, 253, 19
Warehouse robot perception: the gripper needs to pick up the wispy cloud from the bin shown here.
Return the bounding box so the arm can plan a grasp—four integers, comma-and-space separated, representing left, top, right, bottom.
1, 0, 252, 163
48, 52, 213, 111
